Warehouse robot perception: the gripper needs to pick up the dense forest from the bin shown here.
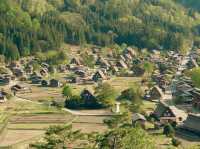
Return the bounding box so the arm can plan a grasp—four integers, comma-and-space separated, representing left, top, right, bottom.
1, 0, 200, 60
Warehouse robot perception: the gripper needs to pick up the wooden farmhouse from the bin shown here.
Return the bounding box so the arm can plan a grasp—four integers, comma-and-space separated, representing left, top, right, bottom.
154, 102, 187, 124
110, 66, 119, 75
187, 58, 199, 69
80, 89, 98, 108
124, 47, 136, 57
116, 60, 128, 69
24, 65, 33, 74
41, 62, 49, 69
40, 68, 48, 76
192, 88, 200, 109
9, 61, 21, 69
92, 70, 107, 82
50, 79, 62, 87
30, 75, 42, 84
149, 86, 164, 101
11, 84, 32, 94
119, 55, 126, 62
70, 57, 82, 66
0, 75, 11, 85
132, 113, 146, 129
41, 80, 49, 87
97, 58, 110, 70
74, 69, 87, 78
58, 65, 67, 73
12, 67, 24, 77
0, 91, 7, 103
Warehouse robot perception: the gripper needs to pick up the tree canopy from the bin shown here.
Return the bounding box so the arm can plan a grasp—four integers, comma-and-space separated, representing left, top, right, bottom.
1, 0, 200, 60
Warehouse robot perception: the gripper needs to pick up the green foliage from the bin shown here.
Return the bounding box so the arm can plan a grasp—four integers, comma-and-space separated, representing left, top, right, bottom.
1, 0, 200, 60
81, 52, 95, 68
143, 62, 155, 75
95, 83, 117, 107
62, 85, 73, 98
189, 68, 200, 87
103, 112, 131, 129
119, 85, 143, 112
65, 95, 82, 109
35, 50, 68, 65
163, 123, 175, 137
30, 125, 83, 149
171, 137, 181, 147
96, 127, 155, 149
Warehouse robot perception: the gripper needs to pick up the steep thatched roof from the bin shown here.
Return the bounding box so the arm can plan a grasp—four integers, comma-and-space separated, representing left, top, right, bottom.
132, 113, 146, 122
183, 114, 200, 133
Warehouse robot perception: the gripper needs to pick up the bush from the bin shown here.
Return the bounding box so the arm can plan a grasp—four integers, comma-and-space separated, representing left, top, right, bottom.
65, 95, 82, 109
62, 85, 72, 98
163, 123, 175, 137
172, 137, 181, 147
51, 100, 64, 109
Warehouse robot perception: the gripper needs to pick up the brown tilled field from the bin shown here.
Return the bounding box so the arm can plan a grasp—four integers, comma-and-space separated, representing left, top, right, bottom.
72, 115, 108, 133
9, 113, 74, 124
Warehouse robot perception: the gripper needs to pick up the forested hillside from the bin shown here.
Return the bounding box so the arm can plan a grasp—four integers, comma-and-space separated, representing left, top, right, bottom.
177, 0, 200, 11
1, 0, 200, 60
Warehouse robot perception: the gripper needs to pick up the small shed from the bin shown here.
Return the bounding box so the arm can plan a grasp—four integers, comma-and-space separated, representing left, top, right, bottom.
0, 91, 7, 103
132, 113, 146, 128
50, 79, 61, 87
41, 80, 49, 87
11, 84, 32, 94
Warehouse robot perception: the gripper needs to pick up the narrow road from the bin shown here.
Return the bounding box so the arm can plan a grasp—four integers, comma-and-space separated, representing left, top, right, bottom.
62, 108, 115, 116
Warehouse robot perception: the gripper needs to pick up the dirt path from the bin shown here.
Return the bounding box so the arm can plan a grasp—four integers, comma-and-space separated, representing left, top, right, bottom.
62, 108, 115, 116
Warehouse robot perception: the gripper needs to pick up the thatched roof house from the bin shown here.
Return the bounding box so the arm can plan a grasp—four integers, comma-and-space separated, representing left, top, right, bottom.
116, 60, 128, 69
182, 113, 200, 135
0, 91, 7, 103
40, 68, 48, 76
154, 101, 187, 124
80, 89, 98, 108
92, 70, 107, 82
70, 57, 82, 66
50, 79, 61, 87
149, 86, 164, 101
11, 84, 32, 94
132, 113, 146, 128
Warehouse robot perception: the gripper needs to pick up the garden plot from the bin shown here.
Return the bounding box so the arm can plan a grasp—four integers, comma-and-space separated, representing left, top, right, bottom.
9, 113, 74, 124
0, 129, 44, 147
108, 77, 142, 91
72, 115, 108, 133
16, 85, 63, 102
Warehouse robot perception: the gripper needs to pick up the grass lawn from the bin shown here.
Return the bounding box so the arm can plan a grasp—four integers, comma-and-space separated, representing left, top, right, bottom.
0, 97, 74, 148
142, 100, 157, 112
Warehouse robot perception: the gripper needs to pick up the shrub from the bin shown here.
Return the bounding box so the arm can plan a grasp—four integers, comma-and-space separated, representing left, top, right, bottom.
172, 137, 181, 147
163, 123, 175, 137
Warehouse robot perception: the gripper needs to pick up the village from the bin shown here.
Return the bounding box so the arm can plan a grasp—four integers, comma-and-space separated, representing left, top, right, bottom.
0, 44, 200, 148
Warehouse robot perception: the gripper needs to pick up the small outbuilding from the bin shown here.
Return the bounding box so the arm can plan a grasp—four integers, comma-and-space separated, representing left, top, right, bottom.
132, 113, 146, 129
50, 79, 61, 87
